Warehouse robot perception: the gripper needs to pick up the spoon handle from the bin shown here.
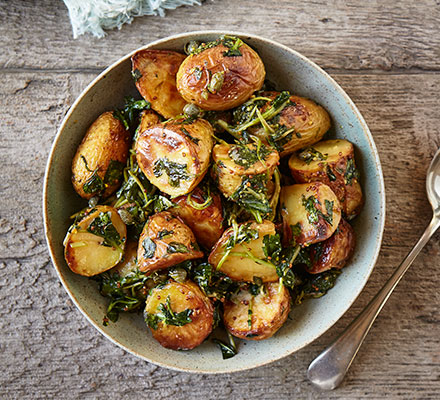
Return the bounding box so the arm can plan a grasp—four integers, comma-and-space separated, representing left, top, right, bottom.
307, 215, 440, 390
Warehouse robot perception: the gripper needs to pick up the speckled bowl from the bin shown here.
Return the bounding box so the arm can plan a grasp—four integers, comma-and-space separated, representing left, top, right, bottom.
43, 31, 385, 373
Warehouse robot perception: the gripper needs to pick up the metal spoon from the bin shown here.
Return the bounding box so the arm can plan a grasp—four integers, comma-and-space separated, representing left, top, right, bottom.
307, 148, 440, 390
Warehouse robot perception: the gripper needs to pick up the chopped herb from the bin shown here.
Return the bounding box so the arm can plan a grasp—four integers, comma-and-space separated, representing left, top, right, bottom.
131, 68, 142, 82
181, 127, 200, 145
294, 270, 341, 304
113, 96, 150, 130
326, 165, 337, 181
153, 195, 174, 213
142, 237, 156, 259
145, 296, 193, 330
157, 229, 174, 240
324, 200, 334, 225
298, 147, 328, 164
345, 158, 360, 185
302, 195, 334, 226
249, 277, 263, 296
153, 158, 191, 188
247, 307, 253, 328
87, 211, 122, 249
83, 170, 104, 195
104, 160, 124, 186
213, 332, 237, 359
167, 242, 189, 254
290, 223, 302, 245
228, 143, 271, 169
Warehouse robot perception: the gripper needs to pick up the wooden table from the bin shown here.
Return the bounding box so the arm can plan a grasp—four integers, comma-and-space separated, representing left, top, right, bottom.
1, 1, 439, 398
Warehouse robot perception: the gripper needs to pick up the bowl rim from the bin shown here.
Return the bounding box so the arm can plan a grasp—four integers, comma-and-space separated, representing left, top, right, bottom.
43, 30, 386, 374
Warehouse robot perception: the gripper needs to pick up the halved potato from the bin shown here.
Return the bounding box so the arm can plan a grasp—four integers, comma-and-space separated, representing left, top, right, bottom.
280, 182, 341, 246
208, 220, 279, 282
71, 112, 130, 199
249, 91, 331, 157
136, 118, 215, 197
131, 49, 187, 119
171, 187, 224, 249
223, 282, 290, 340
64, 205, 127, 276
144, 280, 214, 350
288, 139, 363, 219
211, 142, 279, 198
307, 219, 356, 274
176, 37, 265, 111
110, 239, 138, 277
137, 211, 203, 273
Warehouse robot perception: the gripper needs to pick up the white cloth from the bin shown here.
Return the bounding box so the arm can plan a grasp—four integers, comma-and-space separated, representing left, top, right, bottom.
63, 0, 202, 38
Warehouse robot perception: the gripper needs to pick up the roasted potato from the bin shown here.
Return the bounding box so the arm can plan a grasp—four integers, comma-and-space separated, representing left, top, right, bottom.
144, 280, 214, 350
110, 239, 138, 277
208, 220, 279, 282
136, 118, 215, 197
176, 37, 265, 111
137, 211, 203, 273
64, 205, 127, 276
171, 187, 224, 249
223, 282, 290, 340
211, 142, 279, 198
280, 182, 341, 246
71, 112, 130, 199
288, 139, 363, 219
249, 91, 331, 157
132, 49, 187, 119
307, 219, 356, 274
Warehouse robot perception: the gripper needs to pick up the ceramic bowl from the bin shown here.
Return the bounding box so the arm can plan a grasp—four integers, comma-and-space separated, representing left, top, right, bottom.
43, 31, 385, 373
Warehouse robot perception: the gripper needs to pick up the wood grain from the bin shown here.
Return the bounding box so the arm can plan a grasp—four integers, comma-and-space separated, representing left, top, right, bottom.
0, 0, 439, 398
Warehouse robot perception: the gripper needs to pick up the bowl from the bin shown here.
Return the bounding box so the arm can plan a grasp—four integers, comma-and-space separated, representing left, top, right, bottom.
43, 31, 385, 373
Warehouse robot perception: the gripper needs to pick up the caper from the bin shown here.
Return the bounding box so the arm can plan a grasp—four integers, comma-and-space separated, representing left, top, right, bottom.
183, 103, 202, 119
118, 209, 134, 225
207, 71, 225, 94
88, 196, 99, 208
201, 89, 209, 100
184, 40, 200, 55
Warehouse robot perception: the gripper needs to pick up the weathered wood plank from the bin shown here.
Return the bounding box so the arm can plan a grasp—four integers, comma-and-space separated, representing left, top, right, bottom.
0, 0, 439, 72
0, 69, 439, 398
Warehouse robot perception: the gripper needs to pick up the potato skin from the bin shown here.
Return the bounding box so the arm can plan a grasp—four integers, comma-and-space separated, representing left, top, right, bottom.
208, 220, 279, 282
250, 91, 331, 157
138, 109, 161, 134
307, 219, 356, 274
132, 49, 187, 119
145, 280, 214, 350
110, 239, 138, 277
211, 143, 279, 198
280, 182, 342, 246
136, 118, 215, 197
64, 206, 127, 277
223, 282, 290, 340
176, 42, 265, 111
137, 211, 203, 273
71, 112, 130, 199
171, 187, 224, 249
288, 140, 363, 219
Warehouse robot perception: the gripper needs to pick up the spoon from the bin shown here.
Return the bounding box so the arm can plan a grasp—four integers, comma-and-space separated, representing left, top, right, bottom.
307, 148, 440, 390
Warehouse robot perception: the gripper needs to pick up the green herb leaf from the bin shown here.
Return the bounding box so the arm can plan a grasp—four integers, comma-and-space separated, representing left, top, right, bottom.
326, 165, 337, 181
83, 170, 105, 195
153, 158, 191, 188
345, 158, 360, 185
146, 296, 193, 329
228, 143, 271, 169
212, 337, 237, 359
157, 229, 174, 240
181, 127, 200, 145
298, 147, 328, 164
142, 237, 156, 258
167, 242, 189, 254
132, 68, 142, 82
87, 211, 122, 249
104, 160, 124, 186
324, 200, 334, 225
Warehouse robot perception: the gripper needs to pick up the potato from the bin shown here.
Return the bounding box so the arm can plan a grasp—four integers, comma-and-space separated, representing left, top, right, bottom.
211, 142, 279, 198
131, 49, 187, 119
144, 280, 214, 350
288, 139, 363, 219
307, 219, 356, 274
71, 112, 130, 199
176, 37, 265, 111
171, 187, 224, 249
280, 182, 341, 246
223, 282, 290, 340
136, 118, 215, 197
208, 220, 279, 282
249, 91, 331, 157
138, 109, 161, 134
137, 211, 203, 273
110, 239, 138, 277
64, 205, 127, 277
